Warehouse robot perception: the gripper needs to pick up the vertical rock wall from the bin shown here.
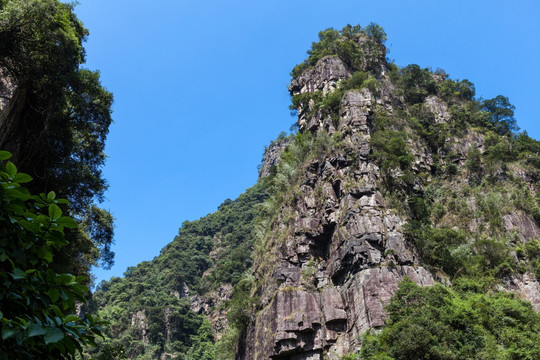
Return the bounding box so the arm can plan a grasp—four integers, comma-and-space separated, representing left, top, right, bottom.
238, 55, 435, 360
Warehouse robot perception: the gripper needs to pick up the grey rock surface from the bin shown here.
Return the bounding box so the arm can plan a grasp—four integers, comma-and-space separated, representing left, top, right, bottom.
237, 64, 435, 359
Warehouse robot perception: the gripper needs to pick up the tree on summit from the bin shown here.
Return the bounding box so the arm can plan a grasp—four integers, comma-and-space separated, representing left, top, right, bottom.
483, 95, 518, 135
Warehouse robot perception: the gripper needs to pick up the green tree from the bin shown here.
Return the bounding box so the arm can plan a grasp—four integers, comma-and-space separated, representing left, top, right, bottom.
482, 95, 518, 135
397, 64, 437, 104
365, 22, 387, 44
0, 0, 114, 278
0, 151, 105, 359
185, 319, 216, 360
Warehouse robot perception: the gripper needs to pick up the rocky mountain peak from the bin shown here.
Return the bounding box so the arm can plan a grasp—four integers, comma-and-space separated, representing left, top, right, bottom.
236, 25, 540, 360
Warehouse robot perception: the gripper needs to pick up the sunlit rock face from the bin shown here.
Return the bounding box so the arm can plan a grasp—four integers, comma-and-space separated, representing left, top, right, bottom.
237, 52, 437, 360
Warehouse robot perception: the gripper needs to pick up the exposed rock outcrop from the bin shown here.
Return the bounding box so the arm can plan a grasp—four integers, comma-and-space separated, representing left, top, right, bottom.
238, 53, 436, 359
259, 136, 293, 179
289, 56, 350, 96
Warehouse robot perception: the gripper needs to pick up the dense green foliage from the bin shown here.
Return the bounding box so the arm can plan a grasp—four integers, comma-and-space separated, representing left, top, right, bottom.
88, 184, 267, 359
290, 23, 387, 79
361, 279, 540, 360
0, 151, 105, 359
0, 0, 114, 279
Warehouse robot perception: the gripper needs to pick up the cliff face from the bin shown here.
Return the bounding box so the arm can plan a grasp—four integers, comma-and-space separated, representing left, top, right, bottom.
240, 55, 434, 360
237, 31, 540, 359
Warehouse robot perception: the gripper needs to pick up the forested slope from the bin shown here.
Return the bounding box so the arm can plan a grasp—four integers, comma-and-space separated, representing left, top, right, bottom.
86, 183, 267, 359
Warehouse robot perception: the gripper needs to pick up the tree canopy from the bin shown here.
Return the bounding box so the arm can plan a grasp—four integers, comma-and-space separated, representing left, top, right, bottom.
0, 0, 114, 279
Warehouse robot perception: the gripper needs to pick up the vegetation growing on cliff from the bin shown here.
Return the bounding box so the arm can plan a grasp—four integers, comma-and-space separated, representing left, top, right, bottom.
290, 23, 387, 79
272, 22, 540, 360
361, 279, 540, 360
87, 21, 540, 360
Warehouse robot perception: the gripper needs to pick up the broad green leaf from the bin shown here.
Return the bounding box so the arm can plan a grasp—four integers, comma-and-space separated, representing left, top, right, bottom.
1, 326, 15, 340
36, 248, 53, 263
9, 186, 30, 199
44, 327, 64, 344
0, 151, 11, 160
57, 273, 74, 285
13, 173, 32, 183
0, 311, 3, 320
20, 220, 39, 233
47, 191, 56, 200
51, 307, 62, 319
72, 284, 89, 294
44, 315, 55, 326
5, 162, 16, 178
48, 288, 60, 303
35, 214, 51, 225
10, 268, 26, 280
46, 231, 68, 247
48, 204, 62, 220
28, 323, 46, 337
64, 315, 79, 323
56, 216, 78, 228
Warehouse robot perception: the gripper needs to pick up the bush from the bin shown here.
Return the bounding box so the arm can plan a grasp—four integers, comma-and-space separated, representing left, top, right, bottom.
407, 226, 467, 276
0, 151, 104, 359
465, 149, 483, 184
340, 71, 368, 90
397, 64, 437, 104
290, 23, 387, 78
362, 279, 540, 360
438, 78, 476, 102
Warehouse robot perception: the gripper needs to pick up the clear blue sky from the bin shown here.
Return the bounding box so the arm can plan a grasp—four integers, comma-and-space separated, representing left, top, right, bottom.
73, 0, 540, 285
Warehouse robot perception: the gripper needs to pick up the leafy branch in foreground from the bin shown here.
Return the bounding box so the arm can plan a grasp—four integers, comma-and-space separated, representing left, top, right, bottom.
0, 151, 105, 360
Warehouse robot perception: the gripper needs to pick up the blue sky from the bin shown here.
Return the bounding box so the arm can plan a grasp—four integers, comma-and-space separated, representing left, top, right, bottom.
74, 0, 540, 285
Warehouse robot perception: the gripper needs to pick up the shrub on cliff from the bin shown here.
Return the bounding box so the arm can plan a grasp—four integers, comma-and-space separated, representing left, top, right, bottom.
361, 279, 540, 360
290, 23, 387, 79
